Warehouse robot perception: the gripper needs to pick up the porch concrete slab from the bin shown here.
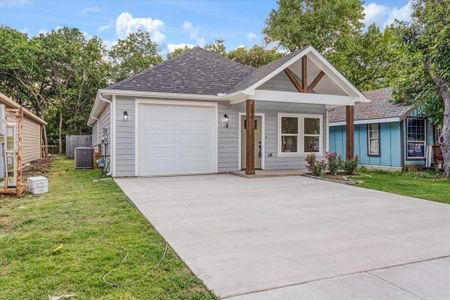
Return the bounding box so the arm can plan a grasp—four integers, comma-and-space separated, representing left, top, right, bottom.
115, 175, 450, 298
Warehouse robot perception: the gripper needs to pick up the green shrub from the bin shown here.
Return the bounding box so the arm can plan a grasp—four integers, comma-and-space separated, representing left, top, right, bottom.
306, 154, 327, 176
326, 152, 340, 175
344, 156, 359, 175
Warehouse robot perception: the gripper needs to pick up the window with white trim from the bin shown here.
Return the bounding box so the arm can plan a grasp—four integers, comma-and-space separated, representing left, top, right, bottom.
279, 114, 322, 155
367, 123, 380, 156
406, 118, 426, 159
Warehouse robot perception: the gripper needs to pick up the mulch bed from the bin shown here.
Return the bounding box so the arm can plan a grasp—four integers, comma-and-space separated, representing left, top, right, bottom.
303, 172, 371, 185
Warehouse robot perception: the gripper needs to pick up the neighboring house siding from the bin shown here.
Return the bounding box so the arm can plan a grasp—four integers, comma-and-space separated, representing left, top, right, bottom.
329, 122, 402, 168
112, 97, 327, 176
114, 96, 135, 177
22, 117, 41, 163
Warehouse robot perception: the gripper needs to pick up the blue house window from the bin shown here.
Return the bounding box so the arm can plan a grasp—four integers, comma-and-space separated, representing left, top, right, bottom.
407, 118, 426, 159
367, 123, 380, 156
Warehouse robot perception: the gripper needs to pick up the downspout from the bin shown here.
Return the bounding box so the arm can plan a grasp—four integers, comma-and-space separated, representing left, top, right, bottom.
98, 93, 112, 176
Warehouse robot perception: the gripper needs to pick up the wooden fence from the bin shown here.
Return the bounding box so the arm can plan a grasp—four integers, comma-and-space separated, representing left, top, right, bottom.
65, 135, 92, 159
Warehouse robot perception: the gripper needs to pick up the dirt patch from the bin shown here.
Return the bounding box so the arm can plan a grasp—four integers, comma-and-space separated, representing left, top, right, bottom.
23, 157, 52, 177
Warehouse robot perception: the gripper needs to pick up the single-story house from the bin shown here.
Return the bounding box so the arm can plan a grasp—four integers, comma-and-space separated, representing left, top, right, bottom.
0, 91, 46, 164
329, 87, 438, 170
88, 46, 369, 177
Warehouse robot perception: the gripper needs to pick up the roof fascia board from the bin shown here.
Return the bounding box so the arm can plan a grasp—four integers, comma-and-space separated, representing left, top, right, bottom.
100, 89, 233, 101
251, 90, 359, 106
329, 117, 401, 126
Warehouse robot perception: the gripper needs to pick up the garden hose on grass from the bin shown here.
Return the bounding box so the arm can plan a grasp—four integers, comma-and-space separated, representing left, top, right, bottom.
99, 221, 169, 287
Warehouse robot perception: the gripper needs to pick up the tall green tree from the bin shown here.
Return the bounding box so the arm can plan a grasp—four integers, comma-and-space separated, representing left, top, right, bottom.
0, 26, 52, 144
109, 30, 163, 82
167, 45, 192, 60
263, 0, 364, 53
389, 0, 450, 176
33, 27, 109, 153
227, 45, 283, 68
330, 24, 398, 90
262, 0, 399, 90
205, 38, 227, 56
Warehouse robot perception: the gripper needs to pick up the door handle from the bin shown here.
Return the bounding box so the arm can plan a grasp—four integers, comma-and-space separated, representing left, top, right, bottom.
258, 141, 262, 158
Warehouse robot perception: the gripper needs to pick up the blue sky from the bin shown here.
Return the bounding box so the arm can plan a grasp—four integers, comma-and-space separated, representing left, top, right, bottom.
0, 0, 412, 55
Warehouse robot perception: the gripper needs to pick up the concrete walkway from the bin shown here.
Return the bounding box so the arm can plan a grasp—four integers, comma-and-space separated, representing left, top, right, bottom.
115, 175, 450, 299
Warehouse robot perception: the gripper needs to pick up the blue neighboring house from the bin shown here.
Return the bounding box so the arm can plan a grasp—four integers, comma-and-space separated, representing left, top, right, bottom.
329, 87, 439, 170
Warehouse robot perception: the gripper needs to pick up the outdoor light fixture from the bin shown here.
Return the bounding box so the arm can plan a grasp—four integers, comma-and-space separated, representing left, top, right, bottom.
224, 114, 229, 128
123, 111, 128, 121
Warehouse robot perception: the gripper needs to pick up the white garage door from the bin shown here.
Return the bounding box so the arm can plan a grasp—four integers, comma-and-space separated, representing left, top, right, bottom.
137, 103, 217, 176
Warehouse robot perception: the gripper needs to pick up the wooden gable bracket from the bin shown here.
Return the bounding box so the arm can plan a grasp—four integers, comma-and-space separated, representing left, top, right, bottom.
284, 55, 325, 94
284, 68, 304, 93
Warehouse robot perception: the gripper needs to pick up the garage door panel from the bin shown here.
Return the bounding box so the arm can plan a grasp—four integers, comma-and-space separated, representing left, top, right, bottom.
138, 103, 216, 176
142, 133, 177, 145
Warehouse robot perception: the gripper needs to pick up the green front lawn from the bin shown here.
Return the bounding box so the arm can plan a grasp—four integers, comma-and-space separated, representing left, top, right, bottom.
358, 169, 450, 204
0, 157, 215, 300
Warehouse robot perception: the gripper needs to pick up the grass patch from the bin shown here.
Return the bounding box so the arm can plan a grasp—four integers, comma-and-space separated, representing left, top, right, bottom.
0, 157, 215, 299
358, 169, 450, 204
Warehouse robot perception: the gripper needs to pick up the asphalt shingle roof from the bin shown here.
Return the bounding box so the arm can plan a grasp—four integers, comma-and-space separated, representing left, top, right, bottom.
108, 47, 254, 95
107, 47, 309, 96
329, 87, 413, 123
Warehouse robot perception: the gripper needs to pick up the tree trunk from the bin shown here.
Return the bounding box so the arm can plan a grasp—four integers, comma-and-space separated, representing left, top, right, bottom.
58, 109, 63, 155
438, 82, 450, 177
42, 125, 48, 157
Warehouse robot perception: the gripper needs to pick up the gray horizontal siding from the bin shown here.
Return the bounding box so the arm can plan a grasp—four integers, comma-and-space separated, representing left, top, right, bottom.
92, 106, 111, 155
114, 96, 135, 176
112, 96, 327, 176
218, 101, 326, 172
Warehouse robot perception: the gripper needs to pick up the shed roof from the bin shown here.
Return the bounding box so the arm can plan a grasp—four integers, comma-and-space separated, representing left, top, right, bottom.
0, 92, 47, 125
329, 87, 413, 123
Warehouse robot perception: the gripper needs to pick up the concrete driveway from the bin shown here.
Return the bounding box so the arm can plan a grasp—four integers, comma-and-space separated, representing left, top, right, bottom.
115, 175, 450, 299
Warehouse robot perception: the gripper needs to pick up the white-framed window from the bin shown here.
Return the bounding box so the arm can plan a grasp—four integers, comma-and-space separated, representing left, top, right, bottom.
367, 123, 380, 156
406, 118, 426, 159
278, 113, 323, 156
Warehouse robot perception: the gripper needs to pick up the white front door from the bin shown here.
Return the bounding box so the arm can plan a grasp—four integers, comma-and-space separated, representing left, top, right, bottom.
137, 103, 216, 176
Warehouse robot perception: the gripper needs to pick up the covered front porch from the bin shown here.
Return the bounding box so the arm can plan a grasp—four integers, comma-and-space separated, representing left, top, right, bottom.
225, 47, 366, 175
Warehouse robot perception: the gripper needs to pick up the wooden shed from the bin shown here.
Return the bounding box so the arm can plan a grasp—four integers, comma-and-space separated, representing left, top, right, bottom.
0, 92, 47, 164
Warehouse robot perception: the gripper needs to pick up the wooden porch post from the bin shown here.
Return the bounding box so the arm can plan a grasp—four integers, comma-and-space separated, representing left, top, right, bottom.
246, 99, 255, 175
346, 105, 355, 160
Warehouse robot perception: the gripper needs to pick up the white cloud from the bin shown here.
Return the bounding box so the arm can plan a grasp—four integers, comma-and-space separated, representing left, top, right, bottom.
97, 24, 111, 33
247, 32, 256, 41
167, 43, 194, 53
235, 44, 246, 50
182, 21, 205, 46
38, 28, 48, 35
363, 1, 412, 29
82, 6, 100, 13
115, 12, 165, 43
